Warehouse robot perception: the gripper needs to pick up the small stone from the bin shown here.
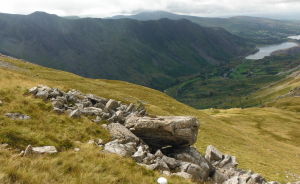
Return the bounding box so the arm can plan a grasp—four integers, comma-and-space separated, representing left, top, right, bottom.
5, 113, 31, 120
172, 172, 193, 179
105, 99, 119, 110
28, 87, 38, 95
101, 124, 108, 129
69, 109, 81, 118
32, 146, 58, 154
74, 148, 80, 152
88, 139, 95, 145
205, 145, 223, 162
0, 100, 3, 105
23, 145, 33, 156
155, 150, 164, 158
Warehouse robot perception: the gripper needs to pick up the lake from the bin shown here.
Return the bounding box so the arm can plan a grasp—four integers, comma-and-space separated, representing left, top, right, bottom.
288, 35, 300, 40
245, 42, 299, 60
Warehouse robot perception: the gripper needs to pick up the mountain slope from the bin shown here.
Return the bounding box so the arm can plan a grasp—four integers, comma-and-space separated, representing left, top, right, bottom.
110, 11, 300, 44
0, 12, 254, 90
0, 54, 299, 183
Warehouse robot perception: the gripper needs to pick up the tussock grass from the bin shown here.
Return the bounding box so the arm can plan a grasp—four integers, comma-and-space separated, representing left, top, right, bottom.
0, 55, 299, 183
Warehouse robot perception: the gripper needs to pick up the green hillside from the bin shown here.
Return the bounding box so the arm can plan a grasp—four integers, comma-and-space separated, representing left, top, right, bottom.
0, 12, 254, 90
111, 11, 300, 44
0, 54, 299, 183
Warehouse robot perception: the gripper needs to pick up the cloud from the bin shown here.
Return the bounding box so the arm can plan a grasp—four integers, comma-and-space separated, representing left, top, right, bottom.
1, 0, 300, 18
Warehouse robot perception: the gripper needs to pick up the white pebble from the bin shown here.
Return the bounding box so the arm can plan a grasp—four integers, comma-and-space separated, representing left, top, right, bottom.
157, 177, 168, 184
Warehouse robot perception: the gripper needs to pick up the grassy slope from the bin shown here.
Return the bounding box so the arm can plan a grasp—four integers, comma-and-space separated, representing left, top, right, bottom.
0, 55, 299, 183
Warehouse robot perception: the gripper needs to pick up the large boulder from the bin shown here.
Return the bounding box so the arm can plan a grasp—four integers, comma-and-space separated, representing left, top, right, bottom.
107, 123, 140, 143
125, 116, 199, 148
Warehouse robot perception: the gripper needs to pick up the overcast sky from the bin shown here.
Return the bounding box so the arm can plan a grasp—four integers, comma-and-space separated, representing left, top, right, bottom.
1, 0, 300, 19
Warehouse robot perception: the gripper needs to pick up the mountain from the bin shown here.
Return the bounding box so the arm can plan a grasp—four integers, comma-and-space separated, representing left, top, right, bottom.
0, 12, 254, 90
0, 53, 299, 183
110, 11, 300, 44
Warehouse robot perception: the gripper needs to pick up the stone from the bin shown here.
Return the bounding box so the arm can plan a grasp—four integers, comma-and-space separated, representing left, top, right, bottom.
155, 150, 164, 158
205, 145, 224, 163
5, 113, 31, 120
125, 103, 135, 112
69, 109, 81, 118
104, 139, 137, 157
105, 99, 119, 110
0, 143, 8, 149
167, 146, 212, 168
107, 123, 140, 143
101, 124, 108, 129
213, 169, 228, 184
0, 100, 3, 105
132, 145, 148, 162
23, 145, 33, 156
28, 87, 38, 95
74, 148, 80, 152
88, 139, 96, 145
224, 176, 240, 184
161, 156, 180, 170
32, 146, 58, 154
179, 162, 210, 181
125, 116, 199, 148
81, 107, 102, 116
172, 172, 193, 179
52, 99, 65, 109
219, 155, 238, 168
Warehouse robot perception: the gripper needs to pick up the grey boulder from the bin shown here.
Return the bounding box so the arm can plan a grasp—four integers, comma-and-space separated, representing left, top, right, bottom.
125, 116, 199, 148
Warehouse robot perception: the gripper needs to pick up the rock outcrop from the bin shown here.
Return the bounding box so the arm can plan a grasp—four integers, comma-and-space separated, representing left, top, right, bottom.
28, 85, 295, 184
125, 116, 199, 148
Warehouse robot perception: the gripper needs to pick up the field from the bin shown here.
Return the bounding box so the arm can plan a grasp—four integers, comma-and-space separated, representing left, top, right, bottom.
0, 55, 299, 183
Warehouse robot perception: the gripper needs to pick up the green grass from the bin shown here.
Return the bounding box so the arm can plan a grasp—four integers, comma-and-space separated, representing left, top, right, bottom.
0, 55, 299, 183
166, 53, 300, 109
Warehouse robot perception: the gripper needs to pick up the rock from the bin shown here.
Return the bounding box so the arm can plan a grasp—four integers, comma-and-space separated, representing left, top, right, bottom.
101, 124, 108, 129
74, 148, 80, 152
95, 138, 104, 145
143, 153, 156, 164
69, 109, 81, 118
28, 87, 38, 95
5, 113, 31, 120
52, 99, 65, 109
157, 177, 168, 184
212, 169, 228, 184
125, 103, 135, 112
179, 162, 210, 181
32, 146, 58, 154
105, 99, 119, 110
88, 139, 96, 145
0, 143, 8, 149
23, 145, 33, 156
107, 123, 140, 143
104, 139, 137, 157
125, 116, 199, 148
219, 155, 238, 169
53, 107, 65, 114
161, 156, 180, 170
0, 100, 3, 105
205, 145, 223, 163
155, 150, 164, 158
81, 107, 102, 116
224, 176, 240, 184
132, 145, 148, 162
172, 172, 193, 179
92, 116, 102, 123
167, 146, 212, 168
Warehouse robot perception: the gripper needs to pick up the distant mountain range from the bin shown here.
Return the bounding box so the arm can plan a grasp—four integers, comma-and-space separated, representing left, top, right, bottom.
109, 11, 300, 44
0, 11, 254, 90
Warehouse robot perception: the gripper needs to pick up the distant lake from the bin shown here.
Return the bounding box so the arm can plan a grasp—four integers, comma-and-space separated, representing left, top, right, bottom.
288, 35, 300, 40
245, 42, 298, 60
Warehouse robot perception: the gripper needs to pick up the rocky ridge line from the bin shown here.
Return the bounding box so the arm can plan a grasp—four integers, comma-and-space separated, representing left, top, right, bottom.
25, 85, 299, 184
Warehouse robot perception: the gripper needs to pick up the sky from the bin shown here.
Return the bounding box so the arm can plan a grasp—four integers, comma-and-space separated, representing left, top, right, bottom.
1, 0, 300, 19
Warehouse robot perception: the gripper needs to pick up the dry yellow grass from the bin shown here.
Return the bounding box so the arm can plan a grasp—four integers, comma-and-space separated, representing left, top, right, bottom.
0, 55, 299, 183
